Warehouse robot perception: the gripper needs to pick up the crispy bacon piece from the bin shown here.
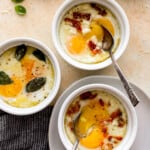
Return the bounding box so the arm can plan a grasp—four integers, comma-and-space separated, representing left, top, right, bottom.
80, 91, 97, 100
64, 18, 82, 32
108, 136, 123, 141
73, 12, 91, 20
66, 101, 80, 116
118, 117, 125, 127
91, 3, 107, 16
88, 40, 96, 50
99, 98, 105, 106
110, 109, 122, 120
88, 41, 102, 54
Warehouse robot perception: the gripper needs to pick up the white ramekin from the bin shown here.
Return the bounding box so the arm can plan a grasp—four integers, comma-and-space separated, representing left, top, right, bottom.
52, 0, 130, 70
58, 84, 137, 150
0, 37, 61, 115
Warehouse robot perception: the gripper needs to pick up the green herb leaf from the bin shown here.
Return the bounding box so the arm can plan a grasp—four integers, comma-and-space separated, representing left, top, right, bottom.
15, 5, 26, 16
33, 49, 46, 62
12, 0, 24, 3
0, 71, 13, 85
26, 77, 46, 93
15, 44, 27, 61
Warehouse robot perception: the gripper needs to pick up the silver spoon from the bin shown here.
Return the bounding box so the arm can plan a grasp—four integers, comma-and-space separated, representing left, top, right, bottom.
101, 26, 139, 106
72, 113, 93, 150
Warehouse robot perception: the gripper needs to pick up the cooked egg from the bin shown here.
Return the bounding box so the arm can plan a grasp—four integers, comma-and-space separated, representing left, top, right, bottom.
0, 45, 54, 108
67, 34, 86, 55
59, 3, 120, 64
65, 90, 127, 150
80, 127, 104, 149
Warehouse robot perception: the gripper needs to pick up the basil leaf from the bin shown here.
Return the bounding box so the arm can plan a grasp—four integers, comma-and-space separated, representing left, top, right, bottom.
12, 0, 24, 3
0, 71, 13, 85
26, 77, 46, 92
33, 49, 46, 62
15, 5, 26, 16
15, 44, 27, 61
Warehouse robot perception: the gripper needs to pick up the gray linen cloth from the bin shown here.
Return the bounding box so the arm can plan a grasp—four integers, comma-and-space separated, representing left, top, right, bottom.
0, 106, 52, 150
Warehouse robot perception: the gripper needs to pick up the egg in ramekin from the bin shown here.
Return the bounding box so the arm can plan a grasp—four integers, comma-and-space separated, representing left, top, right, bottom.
0, 38, 61, 115
52, 0, 130, 70
59, 3, 120, 64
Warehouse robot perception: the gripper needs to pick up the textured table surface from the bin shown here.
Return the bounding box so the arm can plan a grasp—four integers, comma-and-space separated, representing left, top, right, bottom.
0, 0, 150, 100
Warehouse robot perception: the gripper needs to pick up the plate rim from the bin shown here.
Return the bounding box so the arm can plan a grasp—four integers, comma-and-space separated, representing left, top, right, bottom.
48, 75, 150, 149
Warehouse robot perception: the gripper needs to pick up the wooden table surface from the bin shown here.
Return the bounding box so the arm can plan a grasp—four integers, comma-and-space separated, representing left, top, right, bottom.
0, 0, 149, 101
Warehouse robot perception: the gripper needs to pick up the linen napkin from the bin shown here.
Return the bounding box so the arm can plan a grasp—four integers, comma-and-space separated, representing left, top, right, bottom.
0, 106, 53, 150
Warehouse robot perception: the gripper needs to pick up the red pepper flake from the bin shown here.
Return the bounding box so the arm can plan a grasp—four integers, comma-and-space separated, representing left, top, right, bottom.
110, 109, 122, 120
91, 3, 107, 16
99, 98, 105, 106
64, 17, 82, 32
73, 12, 91, 21
80, 91, 97, 100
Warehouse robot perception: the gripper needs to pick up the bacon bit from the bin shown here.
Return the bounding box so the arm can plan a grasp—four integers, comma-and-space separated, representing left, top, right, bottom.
92, 49, 102, 54
118, 117, 125, 127
107, 102, 111, 107
68, 122, 74, 131
108, 136, 123, 142
115, 136, 123, 141
73, 12, 91, 20
102, 127, 108, 135
91, 3, 107, 16
88, 41, 102, 54
99, 98, 105, 106
64, 17, 82, 32
66, 101, 80, 116
110, 109, 122, 120
107, 143, 113, 150
108, 136, 112, 141
80, 91, 97, 100
88, 40, 96, 50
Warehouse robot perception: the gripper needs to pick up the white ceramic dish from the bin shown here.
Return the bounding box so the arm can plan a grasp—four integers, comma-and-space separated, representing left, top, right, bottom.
0, 37, 61, 116
48, 75, 150, 150
52, 0, 130, 70
58, 83, 137, 150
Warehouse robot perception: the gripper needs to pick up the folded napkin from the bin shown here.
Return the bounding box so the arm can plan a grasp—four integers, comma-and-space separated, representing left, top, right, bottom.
0, 106, 53, 150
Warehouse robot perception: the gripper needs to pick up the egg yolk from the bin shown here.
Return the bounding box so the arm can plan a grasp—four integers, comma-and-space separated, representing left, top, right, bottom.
7, 95, 39, 108
96, 18, 115, 36
76, 100, 109, 148
0, 77, 23, 97
21, 58, 35, 82
80, 127, 104, 148
67, 34, 86, 55
84, 21, 104, 41
76, 100, 109, 135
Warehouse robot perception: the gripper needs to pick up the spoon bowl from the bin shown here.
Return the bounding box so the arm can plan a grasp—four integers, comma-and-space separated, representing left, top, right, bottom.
72, 113, 94, 150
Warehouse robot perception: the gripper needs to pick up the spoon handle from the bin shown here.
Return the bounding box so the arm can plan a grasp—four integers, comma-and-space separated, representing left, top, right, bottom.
72, 139, 79, 150
110, 51, 139, 106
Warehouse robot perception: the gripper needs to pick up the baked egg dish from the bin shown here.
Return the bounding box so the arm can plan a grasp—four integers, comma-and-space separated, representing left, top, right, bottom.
59, 3, 120, 64
64, 90, 127, 150
0, 45, 54, 108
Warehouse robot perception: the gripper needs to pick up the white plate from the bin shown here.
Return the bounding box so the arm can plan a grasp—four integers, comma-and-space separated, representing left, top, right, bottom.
48, 75, 150, 150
